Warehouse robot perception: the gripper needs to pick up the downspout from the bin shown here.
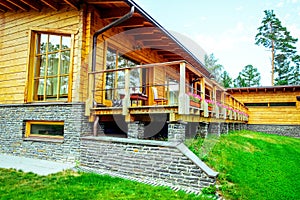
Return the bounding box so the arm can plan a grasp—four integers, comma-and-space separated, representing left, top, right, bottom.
91, 6, 135, 136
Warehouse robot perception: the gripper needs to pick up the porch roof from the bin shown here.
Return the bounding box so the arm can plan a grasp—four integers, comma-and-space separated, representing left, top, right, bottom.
227, 85, 300, 94
0, 0, 212, 79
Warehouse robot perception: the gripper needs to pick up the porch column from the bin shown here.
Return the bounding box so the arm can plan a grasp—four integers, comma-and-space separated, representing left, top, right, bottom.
221, 123, 229, 134
229, 123, 235, 131
208, 123, 221, 136
122, 68, 130, 117
128, 122, 145, 139
168, 122, 186, 143
178, 62, 189, 114
196, 122, 209, 138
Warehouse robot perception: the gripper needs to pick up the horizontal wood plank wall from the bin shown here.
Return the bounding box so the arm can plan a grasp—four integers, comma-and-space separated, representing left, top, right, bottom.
0, 7, 81, 104
231, 91, 300, 125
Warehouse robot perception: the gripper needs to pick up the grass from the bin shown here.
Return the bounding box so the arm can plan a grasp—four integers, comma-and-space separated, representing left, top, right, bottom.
0, 169, 212, 200
1, 130, 299, 200
186, 130, 300, 200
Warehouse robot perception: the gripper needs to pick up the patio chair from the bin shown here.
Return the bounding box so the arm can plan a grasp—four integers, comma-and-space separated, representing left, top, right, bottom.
151, 87, 168, 105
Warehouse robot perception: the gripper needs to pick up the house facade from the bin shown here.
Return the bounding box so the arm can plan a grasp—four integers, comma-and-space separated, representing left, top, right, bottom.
1, 0, 249, 192
228, 86, 300, 137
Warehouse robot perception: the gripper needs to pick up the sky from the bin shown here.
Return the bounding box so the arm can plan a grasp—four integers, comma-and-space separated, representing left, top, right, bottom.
134, 0, 300, 86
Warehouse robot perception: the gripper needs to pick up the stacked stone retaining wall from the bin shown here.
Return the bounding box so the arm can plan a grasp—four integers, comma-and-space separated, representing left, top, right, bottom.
80, 137, 218, 193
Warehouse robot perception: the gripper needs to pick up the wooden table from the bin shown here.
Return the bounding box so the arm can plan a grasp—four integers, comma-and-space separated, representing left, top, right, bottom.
130, 93, 148, 106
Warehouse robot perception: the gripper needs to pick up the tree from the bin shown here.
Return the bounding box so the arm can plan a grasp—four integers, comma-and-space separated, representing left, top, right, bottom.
220, 71, 232, 88
255, 10, 299, 86
234, 65, 261, 87
204, 53, 224, 82
291, 55, 300, 85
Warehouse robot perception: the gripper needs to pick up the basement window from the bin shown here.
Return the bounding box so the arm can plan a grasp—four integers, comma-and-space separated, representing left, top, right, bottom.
269, 102, 296, 107
244, 103, 268, 107
25, 121, 64, 140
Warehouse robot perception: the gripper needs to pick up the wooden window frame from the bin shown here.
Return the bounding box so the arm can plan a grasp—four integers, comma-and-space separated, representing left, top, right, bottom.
25, 28, 75, 103
25, 121, 64, 139
104, 45, 141, 104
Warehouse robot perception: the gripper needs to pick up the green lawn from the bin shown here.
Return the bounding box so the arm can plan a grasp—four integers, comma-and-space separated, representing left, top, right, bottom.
187, 130, 300, 200
0, 169, 211, 200
1, 131, 299, 200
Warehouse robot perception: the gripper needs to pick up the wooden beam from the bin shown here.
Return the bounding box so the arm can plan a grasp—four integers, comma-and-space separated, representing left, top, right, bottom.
87, 0, 125, 5
134, 34, 166, 41
143, 40, 175, 46
20, 0, 41, 11
0, 0, 18, 11
116, 17, 145, 28
7, 0, 29, 11
64, 0, 79, 10
40, 0, 59, 11
100, 7, 131, 19
0, 4, 7, 11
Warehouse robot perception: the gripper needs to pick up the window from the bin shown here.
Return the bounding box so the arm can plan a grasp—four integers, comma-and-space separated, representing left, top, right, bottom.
244, 102, 296, 107
28, 31, 73, 102
25, 121, 64, 139
166, 77, 179, 105
244, 103, 268, 107
269, 102, 296, 107
105, 47, 140, 100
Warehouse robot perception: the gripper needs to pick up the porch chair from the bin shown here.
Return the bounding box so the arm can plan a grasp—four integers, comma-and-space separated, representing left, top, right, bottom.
151, 87, 168, 105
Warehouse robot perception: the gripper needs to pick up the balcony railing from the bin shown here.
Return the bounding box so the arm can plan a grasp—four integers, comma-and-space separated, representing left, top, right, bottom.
87, 60, 248, 122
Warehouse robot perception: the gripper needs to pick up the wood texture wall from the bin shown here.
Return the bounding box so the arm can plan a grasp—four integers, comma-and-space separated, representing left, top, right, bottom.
0, 7, 82, 104
231, 90, 300, 125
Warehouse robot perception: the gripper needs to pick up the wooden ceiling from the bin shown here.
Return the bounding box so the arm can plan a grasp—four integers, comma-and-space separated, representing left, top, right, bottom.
0, 0, 211, 77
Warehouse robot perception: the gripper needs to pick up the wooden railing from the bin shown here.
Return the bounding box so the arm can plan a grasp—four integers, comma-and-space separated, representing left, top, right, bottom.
86, 60, 248, 122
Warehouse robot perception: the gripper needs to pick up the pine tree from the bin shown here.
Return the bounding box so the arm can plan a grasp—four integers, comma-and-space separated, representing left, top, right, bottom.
291, 55, 300, 85
220, 71, 232, 88
204, 53, 224, 83
255, 10, 299, 86
234, 65, 261, 87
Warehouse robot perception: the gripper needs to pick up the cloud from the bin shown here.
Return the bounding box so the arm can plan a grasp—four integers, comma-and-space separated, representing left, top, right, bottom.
235, 6, 244, 11
276, 1, 284, 7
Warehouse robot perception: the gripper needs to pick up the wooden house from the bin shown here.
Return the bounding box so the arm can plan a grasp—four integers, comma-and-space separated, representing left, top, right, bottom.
0, 0, 248, 192
228, 86, 300, 137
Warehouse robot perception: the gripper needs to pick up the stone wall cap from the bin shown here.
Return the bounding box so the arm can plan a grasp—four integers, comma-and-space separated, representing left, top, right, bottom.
81, 136, 180, 147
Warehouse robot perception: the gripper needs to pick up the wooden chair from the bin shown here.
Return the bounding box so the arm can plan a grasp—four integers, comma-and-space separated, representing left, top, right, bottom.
151, 87, 168, 105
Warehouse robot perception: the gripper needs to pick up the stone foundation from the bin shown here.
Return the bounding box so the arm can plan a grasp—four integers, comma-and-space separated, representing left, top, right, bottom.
247, 124, 300, 137
0, 103, 91, 162
168, 123, 186, 142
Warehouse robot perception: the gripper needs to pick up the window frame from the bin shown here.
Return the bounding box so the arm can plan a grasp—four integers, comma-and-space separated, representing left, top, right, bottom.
25, 121, 64, 139
25, 29, 75, 103
104, 45, 142, 103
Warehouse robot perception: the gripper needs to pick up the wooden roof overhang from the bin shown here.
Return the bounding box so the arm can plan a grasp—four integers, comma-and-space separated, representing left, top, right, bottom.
0, 0, 212, 79
227, 85, 300, 94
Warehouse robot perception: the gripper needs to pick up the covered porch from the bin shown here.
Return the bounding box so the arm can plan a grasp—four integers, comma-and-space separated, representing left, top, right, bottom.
85, 60, 248, 140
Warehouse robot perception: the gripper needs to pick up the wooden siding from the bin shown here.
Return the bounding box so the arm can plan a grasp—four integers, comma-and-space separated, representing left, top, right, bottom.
230, 90, 300, 125
0, 7, 81, 104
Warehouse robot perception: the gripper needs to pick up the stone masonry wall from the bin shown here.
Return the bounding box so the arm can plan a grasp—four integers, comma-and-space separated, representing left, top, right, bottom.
247, 124, 300, 137
0, 103, 92, 162
80, 137, 218, 193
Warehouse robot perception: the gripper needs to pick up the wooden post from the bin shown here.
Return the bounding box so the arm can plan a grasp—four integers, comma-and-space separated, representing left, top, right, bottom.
200, 77, 205, 109
178, 62, 189, 114
122, 68, 130, 118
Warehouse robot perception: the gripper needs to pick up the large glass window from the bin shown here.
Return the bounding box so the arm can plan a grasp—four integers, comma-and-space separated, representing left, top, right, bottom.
32, 32, 71, 101
105, 48, 140, 100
